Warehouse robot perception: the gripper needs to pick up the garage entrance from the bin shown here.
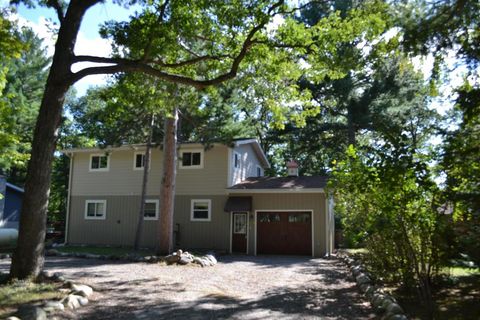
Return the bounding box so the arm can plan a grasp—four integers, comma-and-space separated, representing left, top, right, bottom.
256, 211, 312, 255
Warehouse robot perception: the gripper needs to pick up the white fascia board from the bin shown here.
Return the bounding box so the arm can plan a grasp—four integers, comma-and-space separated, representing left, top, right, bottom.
226, 188, 325, 194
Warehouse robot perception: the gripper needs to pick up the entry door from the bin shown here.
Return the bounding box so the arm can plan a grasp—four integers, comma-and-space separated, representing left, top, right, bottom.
232, 212, 248, 253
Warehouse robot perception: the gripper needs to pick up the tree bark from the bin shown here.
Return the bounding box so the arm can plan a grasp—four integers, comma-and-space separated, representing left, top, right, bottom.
157, 107, 178, 255
133, 115, 155, 251
347, 106, 356, 146
9, 0, 100, 280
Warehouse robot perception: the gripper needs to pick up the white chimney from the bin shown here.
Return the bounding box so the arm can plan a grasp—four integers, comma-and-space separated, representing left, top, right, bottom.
286, 160, 299, 177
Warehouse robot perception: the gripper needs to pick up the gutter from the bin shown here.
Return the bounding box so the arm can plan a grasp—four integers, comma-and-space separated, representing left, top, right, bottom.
63, 153, 74, 245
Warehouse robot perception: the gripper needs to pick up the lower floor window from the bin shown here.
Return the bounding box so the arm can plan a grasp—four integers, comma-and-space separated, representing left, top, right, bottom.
85, 200, 106, 220
144, 200, 159, 220
191, 199, 211, 221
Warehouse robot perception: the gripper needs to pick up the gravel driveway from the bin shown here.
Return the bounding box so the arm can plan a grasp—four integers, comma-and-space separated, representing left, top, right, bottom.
1, 255, 376, 319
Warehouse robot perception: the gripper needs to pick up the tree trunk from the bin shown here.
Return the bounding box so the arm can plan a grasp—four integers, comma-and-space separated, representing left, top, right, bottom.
347, 106, 356, 146
133, 115, 155, 251
157, 107, 178, 255
9, 0, 100, 280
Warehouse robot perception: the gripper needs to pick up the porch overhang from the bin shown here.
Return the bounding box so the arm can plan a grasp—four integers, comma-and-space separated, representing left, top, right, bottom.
224, 196, 252, 212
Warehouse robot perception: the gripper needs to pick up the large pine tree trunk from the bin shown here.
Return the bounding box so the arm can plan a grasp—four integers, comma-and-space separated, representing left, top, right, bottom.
157, 107, 178, 255
9, 1, 99, 280
133, 116, 155, 250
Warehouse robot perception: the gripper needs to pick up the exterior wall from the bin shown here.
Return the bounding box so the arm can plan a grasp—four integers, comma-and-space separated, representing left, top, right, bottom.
239, 193, 326, 257
68, 194, 230, 252
229, 144, 263, 186
70, 144, 229, 197
0, 185, 23, 229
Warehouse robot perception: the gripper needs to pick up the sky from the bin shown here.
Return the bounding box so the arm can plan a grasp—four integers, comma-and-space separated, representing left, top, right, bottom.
4, 1, 474, 117
8, 1, 139, 96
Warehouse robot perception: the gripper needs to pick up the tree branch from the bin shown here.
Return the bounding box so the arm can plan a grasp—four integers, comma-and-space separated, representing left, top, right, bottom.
70, 0, 286, 89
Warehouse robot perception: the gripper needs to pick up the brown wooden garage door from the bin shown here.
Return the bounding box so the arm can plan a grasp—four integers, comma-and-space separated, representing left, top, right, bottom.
257, 211, 312, 255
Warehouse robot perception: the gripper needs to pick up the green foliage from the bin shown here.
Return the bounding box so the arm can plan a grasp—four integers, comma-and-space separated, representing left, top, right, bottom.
330, 143, 443, 306
0, 26, 50, 183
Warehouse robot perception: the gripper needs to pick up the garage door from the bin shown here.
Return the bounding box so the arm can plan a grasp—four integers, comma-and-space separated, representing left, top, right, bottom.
257, 212, 312, 255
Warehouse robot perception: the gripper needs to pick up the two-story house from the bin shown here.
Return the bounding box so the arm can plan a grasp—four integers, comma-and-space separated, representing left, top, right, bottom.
63, 138, 334, 257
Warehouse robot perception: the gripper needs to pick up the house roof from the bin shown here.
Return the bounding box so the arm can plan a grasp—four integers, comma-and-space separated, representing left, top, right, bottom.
228, 176, 328, 192
6, 182, 24, 193
61, 138, 270, 169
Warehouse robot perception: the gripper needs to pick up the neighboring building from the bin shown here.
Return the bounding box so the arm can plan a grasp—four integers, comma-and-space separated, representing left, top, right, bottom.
63, 139, 334, 257
0, 175, 24, 229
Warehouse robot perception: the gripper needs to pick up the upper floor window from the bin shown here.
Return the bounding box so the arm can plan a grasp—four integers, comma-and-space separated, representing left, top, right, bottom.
134, 152, 146, 170
234, 152, 241, 169
90, 154, 109, 171
256, 165, 263, 177
191, 199, 211, 221
180, 150, 203, 169
143, 200, 159, 220
85, 200, 106, 220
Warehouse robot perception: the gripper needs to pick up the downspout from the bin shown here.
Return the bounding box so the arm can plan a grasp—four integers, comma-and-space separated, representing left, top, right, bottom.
63, 153, 74, 245
324, 193, 330, 257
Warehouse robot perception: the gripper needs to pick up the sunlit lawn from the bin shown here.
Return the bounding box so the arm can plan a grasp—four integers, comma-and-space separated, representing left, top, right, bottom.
0, 275, 65, 318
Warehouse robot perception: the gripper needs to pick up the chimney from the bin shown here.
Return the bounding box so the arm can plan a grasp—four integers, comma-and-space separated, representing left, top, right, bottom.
286, 160, 299, 177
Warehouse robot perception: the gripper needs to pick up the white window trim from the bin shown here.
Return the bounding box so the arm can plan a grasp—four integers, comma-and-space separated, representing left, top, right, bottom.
143, 199, 159, 220
179, 149, 204, 169
234, 152, 241, 169
256, 165, 263, 177
190, 199, 211, 222
133, 151, 146, 170
89, 154, 109, 172
84, 200, 107, 220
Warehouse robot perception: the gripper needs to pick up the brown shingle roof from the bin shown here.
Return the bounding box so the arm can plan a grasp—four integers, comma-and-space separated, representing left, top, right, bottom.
228, 176, 328, 190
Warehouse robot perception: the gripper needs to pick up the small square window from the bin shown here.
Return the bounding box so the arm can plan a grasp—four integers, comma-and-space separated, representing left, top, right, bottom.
85, 200, 106, 220
256, 166, 262, 177
234, 152, 241, 168
134, 152, 146, 169
143, 200, 159, 220
191, 199, 211, 221
90, 154, 109, 171
180, 150, 203, 168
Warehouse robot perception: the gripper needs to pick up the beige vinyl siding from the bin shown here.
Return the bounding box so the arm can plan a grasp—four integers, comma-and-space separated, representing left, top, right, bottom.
230, 144, 263, 185
71, 145, 229, 196
245, 193, 326, 257
173, 195, 230, 252
176, 146, 229, 195
68, 195, 230, 251
68, 195, 158, 247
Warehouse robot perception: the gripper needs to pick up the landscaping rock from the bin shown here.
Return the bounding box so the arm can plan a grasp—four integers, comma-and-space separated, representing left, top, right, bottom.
356, 274, 371, 285
193, 257, 207, 267
385, 302, 404, 315
62, 294, 82, 310
14, 305, 47, 320
43, 301, 65, 312
178, 254, 194, 265
386, 314, 408, 320
6, 316, 21, 320
205, 254, 217, 265
71, 284, 93, 297
77, 296, 89, 306
165, 254, 181, 265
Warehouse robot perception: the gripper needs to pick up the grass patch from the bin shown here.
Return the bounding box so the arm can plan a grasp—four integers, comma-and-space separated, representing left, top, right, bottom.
441, 266, 480, 277
0, 277, 65, 318
57, 245, 155, 257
